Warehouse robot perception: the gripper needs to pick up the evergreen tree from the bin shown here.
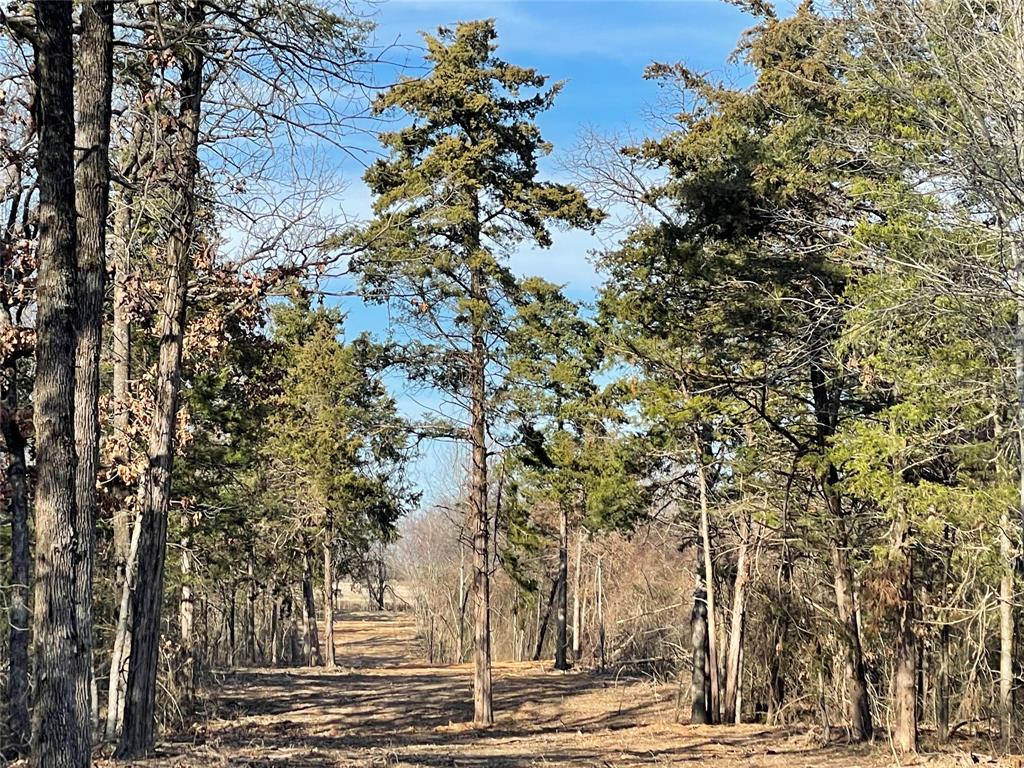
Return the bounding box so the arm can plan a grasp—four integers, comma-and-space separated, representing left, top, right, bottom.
595, 3, 879, 734
351, 20, 600, 724
264, 298, 413, 669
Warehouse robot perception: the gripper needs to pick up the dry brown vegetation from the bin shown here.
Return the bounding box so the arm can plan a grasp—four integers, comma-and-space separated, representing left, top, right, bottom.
64, 611, 1018, 768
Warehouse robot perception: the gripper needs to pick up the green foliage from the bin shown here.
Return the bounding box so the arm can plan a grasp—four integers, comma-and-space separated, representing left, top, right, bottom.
264, 297, 415, 556
348, 19, 601, 401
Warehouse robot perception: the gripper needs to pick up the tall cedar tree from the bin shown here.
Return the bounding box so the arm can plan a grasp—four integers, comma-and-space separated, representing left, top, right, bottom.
598, 3, 876, 736
265, 299, 412, 669
504, 279, 650, 669
353, 20, 600, 725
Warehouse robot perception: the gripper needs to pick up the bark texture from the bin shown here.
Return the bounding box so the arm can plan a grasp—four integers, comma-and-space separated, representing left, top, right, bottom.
74, 0, 114, 744
301, 552, 322, 667
831, 539, 872, 741
116, 6, 204, 753
470, 262, 493, 726
2, 364, 30, 752
690, 588, 711, 725
110, 194, 133, 563
29, 1, 87, 764
572, 532, 583, 662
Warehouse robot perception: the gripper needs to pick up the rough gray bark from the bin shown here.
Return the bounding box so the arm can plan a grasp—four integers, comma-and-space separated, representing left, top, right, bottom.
116, 3, 204, 753
936, 526, 953, 743
532, 575, 559, 662
301, 551, 322, 666
690, 587, 711, 725
936, 620, 950, 741
246, 551, 257, 663
287, 590, 301, 665
228, 584, 237, 666
457, 554, 466, 662
2, 362, 30, 753
270, 589, 283, 665
104, 501, 143, 741
73, 0, 114, 744
28, 1, 87, 764
831, 538, 873, 741
767, 473, 795, 726
103, 190, 136, 743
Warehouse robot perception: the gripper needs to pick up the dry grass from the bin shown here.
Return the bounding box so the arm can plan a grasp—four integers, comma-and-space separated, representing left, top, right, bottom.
89, 612, 1021, 767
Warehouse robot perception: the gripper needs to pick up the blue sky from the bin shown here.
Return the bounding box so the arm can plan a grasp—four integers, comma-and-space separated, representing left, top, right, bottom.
326, 0, 756, 501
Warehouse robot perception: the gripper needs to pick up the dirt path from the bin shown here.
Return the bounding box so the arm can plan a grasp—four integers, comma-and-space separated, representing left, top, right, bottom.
114, 611, 965, 767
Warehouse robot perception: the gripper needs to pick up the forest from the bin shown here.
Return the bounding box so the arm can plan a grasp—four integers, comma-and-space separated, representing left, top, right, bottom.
3, 0, 1024, 765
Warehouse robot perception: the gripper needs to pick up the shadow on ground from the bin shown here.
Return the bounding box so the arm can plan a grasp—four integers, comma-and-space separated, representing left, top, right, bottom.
114, 612, 904, 767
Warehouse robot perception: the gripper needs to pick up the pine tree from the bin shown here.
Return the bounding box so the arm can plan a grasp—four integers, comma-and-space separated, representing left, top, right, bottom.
351, 20, 600, 724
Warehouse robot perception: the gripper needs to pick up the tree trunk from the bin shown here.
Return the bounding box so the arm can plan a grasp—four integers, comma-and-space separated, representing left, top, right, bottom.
597, 555, 606, 673
532, 575, 559, 661
246, 551, 257, 664
110, 194, 133, 563
723, 511, 751, 724
832, 539, 873, 741
695, 432, 720, 724
179, 516, 195, 702
893, 522, 917, 753
1000, 504, 1015, 742
323, 513, 336, 669
812, 353, 873, 742
29, 1, 88, 764
457, 554, 466, 663
287, 591, 301, 665
73, 0, 114, 745
104, 502, 144, 741
270, 590, 282, 665
470, 260, 493, 726
228, 584, 237, 666
302, 552, 322, 666
116, 6, 203, 753
936, 620, 950, 742
104, 194, 135, 744
554, 504, 570, 670
1010, 248, 1024, 743
2, 364, 30, 753
572, 531, 583, 663
768, 473, 795, 725
936, 526, 953, 743
690, 587, 711, 725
